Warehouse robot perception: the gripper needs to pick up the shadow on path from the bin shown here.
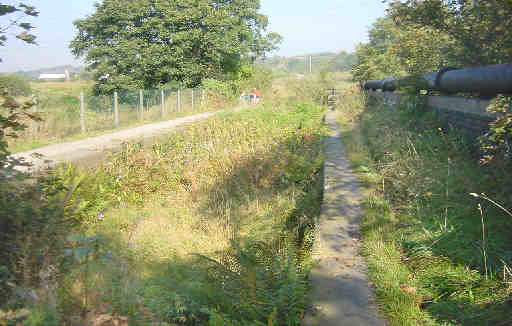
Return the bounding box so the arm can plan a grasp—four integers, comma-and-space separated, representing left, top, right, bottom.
303, 110, 386, 326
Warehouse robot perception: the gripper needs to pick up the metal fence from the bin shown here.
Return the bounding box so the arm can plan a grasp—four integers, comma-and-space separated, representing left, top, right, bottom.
16, 88, 207, 149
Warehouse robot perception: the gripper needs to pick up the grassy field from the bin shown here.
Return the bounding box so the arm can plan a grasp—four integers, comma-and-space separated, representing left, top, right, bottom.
336, 88, 512, 325
18, 93, 325, 325
31, 80, 93, 97
9, 81, 222, 153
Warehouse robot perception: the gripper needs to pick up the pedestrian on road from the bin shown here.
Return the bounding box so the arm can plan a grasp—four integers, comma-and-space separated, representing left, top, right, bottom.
251, 88, 260, 104
240, 91, 249, 106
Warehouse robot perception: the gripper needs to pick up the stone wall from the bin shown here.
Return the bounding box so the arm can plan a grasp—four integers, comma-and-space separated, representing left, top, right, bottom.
367, 91, 495, 139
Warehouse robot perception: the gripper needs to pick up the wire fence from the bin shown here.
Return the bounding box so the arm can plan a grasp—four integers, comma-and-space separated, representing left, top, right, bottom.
13, 88, 208, 151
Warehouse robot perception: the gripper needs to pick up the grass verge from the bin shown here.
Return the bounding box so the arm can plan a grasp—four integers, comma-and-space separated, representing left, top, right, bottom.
9, 103, 225, 153
336, 89, 512, 326
32, 101, 327, 325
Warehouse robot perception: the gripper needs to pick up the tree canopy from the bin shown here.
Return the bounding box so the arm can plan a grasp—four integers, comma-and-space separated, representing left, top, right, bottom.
387, 0, 512, 66
326, 51, 357, 72
0, 2, 39, 162
0, 2, 38, 52
70, 0, 281, 94
352, 0, 512, 82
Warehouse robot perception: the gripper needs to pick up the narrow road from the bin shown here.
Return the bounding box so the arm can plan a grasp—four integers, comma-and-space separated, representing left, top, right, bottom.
12, 110, 224, 172
303, 110, 385, 326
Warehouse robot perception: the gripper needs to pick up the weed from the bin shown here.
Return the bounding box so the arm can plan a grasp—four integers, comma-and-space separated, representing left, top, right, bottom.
45, 99, 327, 325
337, 88, 512, 325
2, 74, 329, 325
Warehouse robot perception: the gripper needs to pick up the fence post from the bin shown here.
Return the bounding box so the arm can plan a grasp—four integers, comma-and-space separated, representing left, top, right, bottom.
80, 91, 86, 134
161, 89, 165, 118
114, 91, 119, 128
201, 89, 205, 107
139, 89, 144, 121
191, 89, 194, 110
177, 89, 181, 112
32, 94, 38, 113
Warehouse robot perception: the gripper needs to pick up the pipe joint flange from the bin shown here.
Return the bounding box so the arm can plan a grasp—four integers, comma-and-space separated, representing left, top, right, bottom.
435, 67, 458, 90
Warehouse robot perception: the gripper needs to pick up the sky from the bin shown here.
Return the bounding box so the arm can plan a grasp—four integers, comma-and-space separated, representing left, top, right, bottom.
0, 0, 387, 73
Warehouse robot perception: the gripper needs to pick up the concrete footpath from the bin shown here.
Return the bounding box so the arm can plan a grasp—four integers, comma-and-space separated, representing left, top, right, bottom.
12, 110, 223, 172
303, 110, 385, 326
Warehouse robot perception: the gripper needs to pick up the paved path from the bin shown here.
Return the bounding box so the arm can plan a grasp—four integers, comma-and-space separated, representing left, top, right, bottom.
303, 110, 385, 326
12, 110, 223, 172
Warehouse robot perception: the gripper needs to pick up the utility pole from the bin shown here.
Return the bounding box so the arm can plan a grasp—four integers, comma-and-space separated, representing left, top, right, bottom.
309, 55, 312, 74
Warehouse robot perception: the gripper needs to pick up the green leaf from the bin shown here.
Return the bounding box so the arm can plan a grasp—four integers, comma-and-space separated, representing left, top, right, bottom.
67, 233, 86, 243
70, 0, 281, 92
73, 246, 91, 261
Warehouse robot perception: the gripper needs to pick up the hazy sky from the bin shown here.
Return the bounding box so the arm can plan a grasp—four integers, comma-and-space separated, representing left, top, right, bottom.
0, 0, 387, 72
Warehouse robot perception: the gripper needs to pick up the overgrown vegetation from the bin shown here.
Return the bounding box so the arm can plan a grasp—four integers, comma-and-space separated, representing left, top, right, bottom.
352, 0, 512, 81
1, 1, 329, 324
479, 95, 512, 166
336, 88, 512, 325
1, 79, 327, 324
0, 74, 32, 96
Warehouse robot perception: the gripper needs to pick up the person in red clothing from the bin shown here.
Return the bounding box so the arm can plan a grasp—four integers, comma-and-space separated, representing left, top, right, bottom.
250, 88, 260, 104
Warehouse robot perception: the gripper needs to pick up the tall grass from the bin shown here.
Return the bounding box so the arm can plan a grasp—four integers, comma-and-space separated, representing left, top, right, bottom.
336, 89, 512, 325
14, 99, 325, 325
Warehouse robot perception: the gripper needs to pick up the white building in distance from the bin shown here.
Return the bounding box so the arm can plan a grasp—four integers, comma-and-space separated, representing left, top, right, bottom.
39, 69, 71, 81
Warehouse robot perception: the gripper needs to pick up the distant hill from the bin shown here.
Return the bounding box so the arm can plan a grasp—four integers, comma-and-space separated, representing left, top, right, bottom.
13, 65, 84, 79
258, 51, 357, 74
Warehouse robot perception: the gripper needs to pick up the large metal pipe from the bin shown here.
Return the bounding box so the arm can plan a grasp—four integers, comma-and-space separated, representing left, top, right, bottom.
364, 80, 384, 90
363, 64, 512, 95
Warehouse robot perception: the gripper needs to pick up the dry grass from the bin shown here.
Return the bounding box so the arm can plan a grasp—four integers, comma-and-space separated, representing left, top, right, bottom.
336, 89, 512, 325
1, 75, 332, 325
9, 82, 221, 152
31, 80, 93, 97
48, 95, 327, 325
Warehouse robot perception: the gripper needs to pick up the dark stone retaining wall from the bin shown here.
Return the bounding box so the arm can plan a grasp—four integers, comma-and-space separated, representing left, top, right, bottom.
367, 91, 495, 139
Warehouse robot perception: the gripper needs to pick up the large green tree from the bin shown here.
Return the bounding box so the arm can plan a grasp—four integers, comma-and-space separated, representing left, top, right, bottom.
351, 18, 406, 81
352, 0, 512, 82
387, 0, 512, 66
70, 0, 281, 94
351, 15, 457, 81
0, 2, 39, 164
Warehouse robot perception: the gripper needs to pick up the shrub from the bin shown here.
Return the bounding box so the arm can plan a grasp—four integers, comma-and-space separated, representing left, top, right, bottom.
0, 74, 32, 97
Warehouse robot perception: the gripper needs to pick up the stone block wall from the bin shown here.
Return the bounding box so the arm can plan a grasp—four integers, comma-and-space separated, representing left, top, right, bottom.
367, 91, 495, 139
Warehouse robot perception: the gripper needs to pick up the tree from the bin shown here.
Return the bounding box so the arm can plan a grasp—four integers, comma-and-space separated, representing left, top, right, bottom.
0, 2, 38, 51
0, 74, 32, 96
351, 14, 457, 81
386, 0, 512, 67
0, 3, 42, 308
327, 51, 357, 72
0, 2, 39, 165
70, 0, 281, 94
351, 18, 406, 81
